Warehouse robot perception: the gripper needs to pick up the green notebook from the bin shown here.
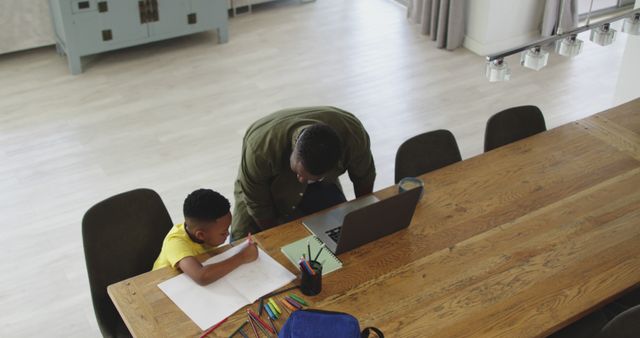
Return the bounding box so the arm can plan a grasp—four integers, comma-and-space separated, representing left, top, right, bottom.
281, 235, 342, 275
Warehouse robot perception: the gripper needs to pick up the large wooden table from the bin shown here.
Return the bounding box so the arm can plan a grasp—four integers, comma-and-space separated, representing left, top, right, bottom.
108, 99, 640, 338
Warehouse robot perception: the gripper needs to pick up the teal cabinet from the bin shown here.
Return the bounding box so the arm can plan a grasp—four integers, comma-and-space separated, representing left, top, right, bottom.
49, 0, 229, 74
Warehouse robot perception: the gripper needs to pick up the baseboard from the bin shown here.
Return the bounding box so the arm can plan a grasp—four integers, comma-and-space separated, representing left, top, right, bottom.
464, 30, 542, 56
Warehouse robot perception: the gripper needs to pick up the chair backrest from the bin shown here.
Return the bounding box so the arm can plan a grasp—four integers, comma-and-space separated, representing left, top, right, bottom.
597, 305, 640, 338
82, 188, 173, 338
484, 105, 546, 152
394, 129, 462, 183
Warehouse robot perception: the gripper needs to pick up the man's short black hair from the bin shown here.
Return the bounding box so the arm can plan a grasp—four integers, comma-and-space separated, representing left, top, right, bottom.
295, 123, 342, 176
183, 189, 230, 222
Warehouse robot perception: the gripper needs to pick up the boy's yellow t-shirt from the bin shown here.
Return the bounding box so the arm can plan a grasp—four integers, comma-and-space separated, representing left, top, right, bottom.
152, 223, 212, 270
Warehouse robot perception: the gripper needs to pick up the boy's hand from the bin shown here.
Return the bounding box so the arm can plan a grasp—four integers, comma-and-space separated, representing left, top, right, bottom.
238, 237, 259, 264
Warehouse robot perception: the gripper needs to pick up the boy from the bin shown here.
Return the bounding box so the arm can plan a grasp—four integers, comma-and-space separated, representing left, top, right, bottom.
153, 188, 258, 286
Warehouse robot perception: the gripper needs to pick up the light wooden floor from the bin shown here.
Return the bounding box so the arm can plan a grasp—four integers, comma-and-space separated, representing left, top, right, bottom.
0, 0, 633, 336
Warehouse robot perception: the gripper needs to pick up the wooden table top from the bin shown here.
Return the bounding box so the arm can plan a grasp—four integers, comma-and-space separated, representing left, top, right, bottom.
108, 99, 640, 338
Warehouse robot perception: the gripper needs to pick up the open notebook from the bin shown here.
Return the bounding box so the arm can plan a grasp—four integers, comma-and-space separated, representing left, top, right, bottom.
158, 243, 295, 330
281, 235, 342, 275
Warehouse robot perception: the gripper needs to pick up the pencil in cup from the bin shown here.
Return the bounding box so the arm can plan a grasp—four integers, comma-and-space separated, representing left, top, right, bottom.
300, 260, 322, 296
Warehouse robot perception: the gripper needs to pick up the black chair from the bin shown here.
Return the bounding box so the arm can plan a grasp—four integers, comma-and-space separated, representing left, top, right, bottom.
547, 310, 609, 338
597, 305, 640, 338
484, 105, 547, 152
547, 288, 640, 338
82, 188, 173, 338
394, 129, 462, 183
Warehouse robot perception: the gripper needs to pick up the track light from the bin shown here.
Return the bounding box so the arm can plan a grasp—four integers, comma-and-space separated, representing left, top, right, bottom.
485, 59, 511, 82
590, 23, 617, 46
520, 46, 549, 71
555, 34, 583, 57
484, 9, 639, 81
622, 13, 640, 36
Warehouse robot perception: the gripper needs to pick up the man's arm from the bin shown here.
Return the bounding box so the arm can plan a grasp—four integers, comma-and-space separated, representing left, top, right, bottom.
255, 218, 278, 229
239, 146, 279, 230
353, 180, 374, 197
347, 128, 376, 197
177, 242, 258, 286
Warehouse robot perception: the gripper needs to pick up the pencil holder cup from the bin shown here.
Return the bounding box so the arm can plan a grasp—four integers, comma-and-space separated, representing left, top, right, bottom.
398, 177, 424, 198
300, 260, 322, 296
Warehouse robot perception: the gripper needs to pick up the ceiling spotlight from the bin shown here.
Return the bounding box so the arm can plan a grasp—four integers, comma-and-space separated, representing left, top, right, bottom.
485, 59, 511, 82
520, 46, 549, 71
622, 13, 640, 36
590, 23, 617, 46
555, 34, 583, 57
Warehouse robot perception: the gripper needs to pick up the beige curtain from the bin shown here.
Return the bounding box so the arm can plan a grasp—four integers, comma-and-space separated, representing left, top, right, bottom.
541, 0, 579, 37
407, 0, 465, 50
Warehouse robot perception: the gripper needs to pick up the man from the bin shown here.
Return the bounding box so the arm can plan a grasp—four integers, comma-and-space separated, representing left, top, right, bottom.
230, 106, 376, 241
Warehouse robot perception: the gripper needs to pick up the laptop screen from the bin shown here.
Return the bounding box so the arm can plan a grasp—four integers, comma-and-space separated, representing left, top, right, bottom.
305, 187, 422, 255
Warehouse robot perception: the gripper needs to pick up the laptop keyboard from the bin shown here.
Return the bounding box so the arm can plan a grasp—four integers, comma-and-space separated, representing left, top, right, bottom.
326, 226, 342, 242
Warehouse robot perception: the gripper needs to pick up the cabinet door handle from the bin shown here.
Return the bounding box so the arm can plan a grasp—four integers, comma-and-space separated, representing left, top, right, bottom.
139, 1, 147, 23
98, 1, 108, 13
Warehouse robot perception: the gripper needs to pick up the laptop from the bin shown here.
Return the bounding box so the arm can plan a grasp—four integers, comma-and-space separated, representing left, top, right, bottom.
303, 187, 422, 255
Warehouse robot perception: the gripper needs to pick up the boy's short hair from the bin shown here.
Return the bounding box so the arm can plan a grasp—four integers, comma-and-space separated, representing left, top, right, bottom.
183, 189, 230, 222
295, 123, 342, 176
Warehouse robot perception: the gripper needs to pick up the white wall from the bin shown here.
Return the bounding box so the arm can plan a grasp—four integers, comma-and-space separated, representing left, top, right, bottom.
464, 0, 546, 56
614, 0, 640, 104
0, 0, 55, 54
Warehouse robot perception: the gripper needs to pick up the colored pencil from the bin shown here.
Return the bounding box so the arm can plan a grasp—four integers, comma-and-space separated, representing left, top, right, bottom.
268, 316, 278, 333
302, 259, 316, 275
313, 243, 326, 261
200, 316, 228, 338
289, 294, 308, 306
299, 261, 311, 275
264, 303, 276, 320
247, 309, 275, 334
228, 321, 248, 338
251, 315, 271, 337
268, 298, 282, 315
284, 296, 302, 309
247, 314, 260, 338
267, 302, 279, 318
279, 298, 294, 313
